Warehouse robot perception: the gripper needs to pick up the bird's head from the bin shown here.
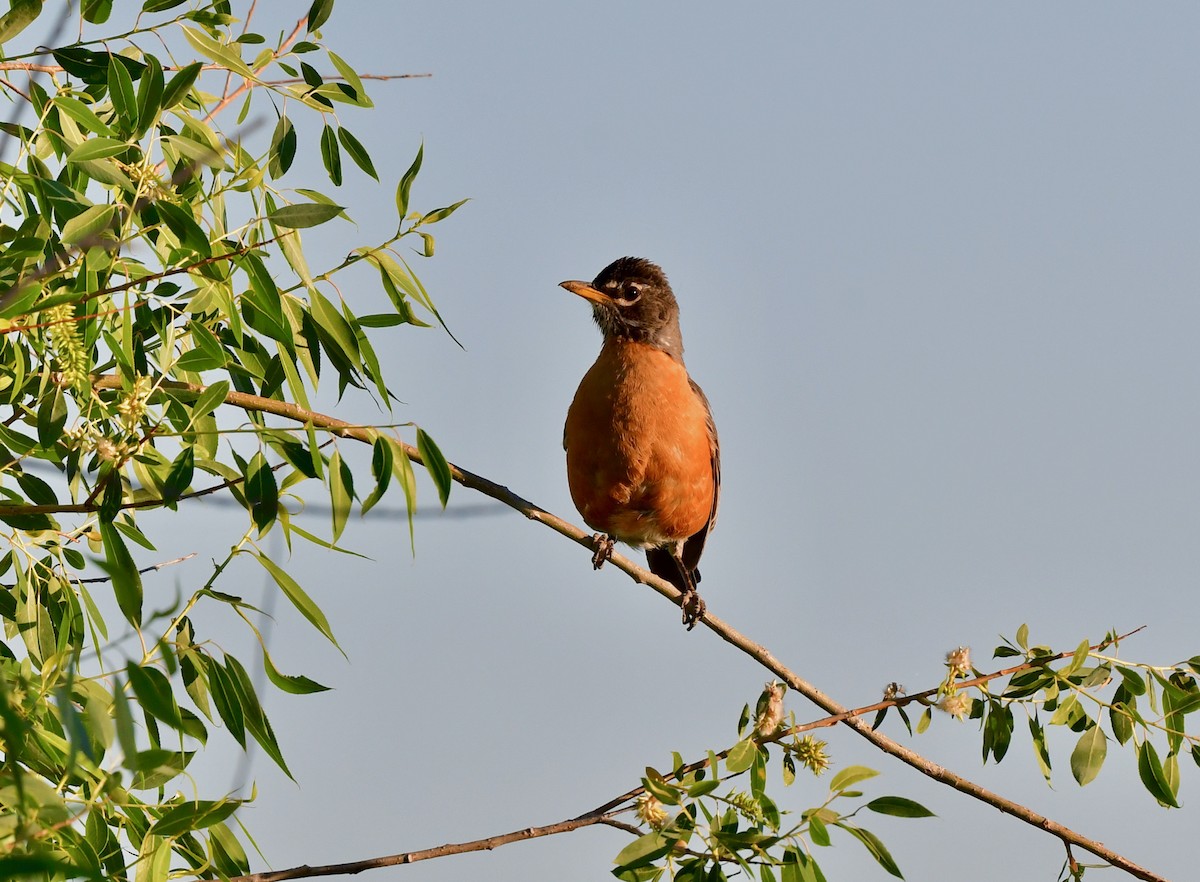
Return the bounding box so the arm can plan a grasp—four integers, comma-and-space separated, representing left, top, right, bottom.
560, 257, 684, 358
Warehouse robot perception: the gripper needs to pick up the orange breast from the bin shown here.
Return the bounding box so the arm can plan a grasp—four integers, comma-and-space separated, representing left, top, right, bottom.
564, 340, 715, 546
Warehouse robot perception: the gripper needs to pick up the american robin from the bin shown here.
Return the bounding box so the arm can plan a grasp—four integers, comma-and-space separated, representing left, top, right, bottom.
560, 257, 719, 629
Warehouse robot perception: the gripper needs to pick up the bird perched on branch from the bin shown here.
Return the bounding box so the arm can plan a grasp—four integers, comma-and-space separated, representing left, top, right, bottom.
560, 257, 719, 629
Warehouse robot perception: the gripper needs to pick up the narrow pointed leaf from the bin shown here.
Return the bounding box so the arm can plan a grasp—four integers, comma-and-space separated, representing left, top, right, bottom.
253, 553, 339, 648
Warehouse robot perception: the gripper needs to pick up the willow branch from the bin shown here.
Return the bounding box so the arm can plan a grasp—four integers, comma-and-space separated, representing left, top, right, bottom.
201, 16, 307, 125
82, 375, 1164, 882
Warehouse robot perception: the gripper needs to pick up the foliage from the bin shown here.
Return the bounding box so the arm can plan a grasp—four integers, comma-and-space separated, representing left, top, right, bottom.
611, 685, 931, 882
612, 628, 1200, 881
0, 2, 460, 878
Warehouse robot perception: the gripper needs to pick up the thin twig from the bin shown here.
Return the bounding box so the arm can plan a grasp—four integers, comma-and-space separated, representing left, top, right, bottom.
201, 16, 307, 125
79, 374, 1164, 882
263, 73, 431, 85
74, 553, 196, 583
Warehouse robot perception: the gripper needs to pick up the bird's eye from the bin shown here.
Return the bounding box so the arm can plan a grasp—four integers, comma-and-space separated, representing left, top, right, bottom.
622, 284, 642, 303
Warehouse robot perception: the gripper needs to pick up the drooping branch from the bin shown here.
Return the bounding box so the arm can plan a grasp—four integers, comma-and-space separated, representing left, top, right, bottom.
80, 375, 1164, 882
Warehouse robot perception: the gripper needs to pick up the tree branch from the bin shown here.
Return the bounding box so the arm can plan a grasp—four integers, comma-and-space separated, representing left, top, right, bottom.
226, 811, 617, 882
83, 375, 1165, 882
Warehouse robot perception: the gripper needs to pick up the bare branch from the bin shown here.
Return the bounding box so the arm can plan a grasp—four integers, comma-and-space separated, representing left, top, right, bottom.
74, 553, 197, 583
226, 811, 617, 882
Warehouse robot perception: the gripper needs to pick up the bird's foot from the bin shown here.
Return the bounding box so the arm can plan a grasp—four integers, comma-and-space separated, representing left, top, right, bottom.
680, 589, 706, 630
590, 533, 616, 570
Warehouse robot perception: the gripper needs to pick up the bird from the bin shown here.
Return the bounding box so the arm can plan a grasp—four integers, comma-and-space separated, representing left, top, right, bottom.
560, 257, 719, 629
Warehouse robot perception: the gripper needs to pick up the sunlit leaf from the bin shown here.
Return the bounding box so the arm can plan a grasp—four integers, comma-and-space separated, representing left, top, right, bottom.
1069, 725, 1106, 786
149, 798, 241, 837
396, 141, 422, 219
328, 449, 353, 542
60, 204, 117, 245
269, 202, 345, 229
828, 765, 878, 793
252, 553, 339, 648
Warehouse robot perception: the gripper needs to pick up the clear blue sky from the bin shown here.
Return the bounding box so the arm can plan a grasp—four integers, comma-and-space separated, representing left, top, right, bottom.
57, 4, 1200, 880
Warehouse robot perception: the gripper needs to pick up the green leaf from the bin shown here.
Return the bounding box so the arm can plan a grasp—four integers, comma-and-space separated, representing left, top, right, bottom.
60, 204, 117, 246
1069, 725, 1107, 786
687, 778, 720, 798
55, 94, 115, 136
136, 54, 164, 135
985, 702, 1014, 762
416, 428, 451, 507
191, 380, 230, 418
269, 202, 345, 229
1015, 623, 1029, 650
245, 453, 278, 533
223, 654, 293, 779
864, 797, 935, 818
98, 522, 142, 625
328, 450, 353, 542
204, 655, 245, 746
1137, 739, 1176, 806
107, 53, 137, 130
838, 823, 903, 879
1028, 715, 1053, 785
807, 812, 830, 847
725, 739, 757, 774
262, 650, 330, 695
149, 799, 240, 837
309, 288, 360, 368
361, 435, 394, 516
337, 126, 377, 179
0, 0, 44, 45
161, 61, 202, 110
642, 771, 681, 806
418, 198, 469, 226
396, 141, 422, 219
1137, 740, 1179, 807
180, 25, 254, 78
161, 446, 195, 505
613, 832, 671, 870
125, 663, 184, 730
319, 123, 342, 186
253, 553, 339, 648
307, 0, 334, 31
828, 765, 879, 794
268, 115, 297, 178
1109, 700, 1134, 746
83, 0, 113, 23
36, 385, 68, 449
112, 681, 138, 761
1061, 637, 1091, 678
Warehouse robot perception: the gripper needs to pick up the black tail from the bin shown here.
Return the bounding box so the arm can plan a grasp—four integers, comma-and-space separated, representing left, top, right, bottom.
645, 546, 700, 594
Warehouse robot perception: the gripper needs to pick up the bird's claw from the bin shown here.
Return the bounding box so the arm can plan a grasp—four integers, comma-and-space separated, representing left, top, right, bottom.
681, 589, 706, 630
590, 533, 616, 570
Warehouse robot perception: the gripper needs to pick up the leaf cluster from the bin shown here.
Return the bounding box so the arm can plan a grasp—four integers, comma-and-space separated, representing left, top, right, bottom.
0, 2, 462, 878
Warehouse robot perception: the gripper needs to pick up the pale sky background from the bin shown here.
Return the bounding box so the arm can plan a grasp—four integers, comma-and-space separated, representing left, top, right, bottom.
27, 3, 1200, 880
